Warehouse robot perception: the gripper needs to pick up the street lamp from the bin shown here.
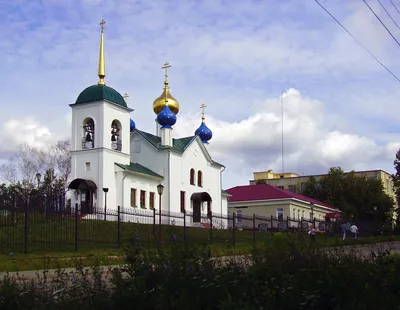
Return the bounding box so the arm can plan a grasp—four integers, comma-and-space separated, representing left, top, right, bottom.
103, 188, 109, 220
157, 184, 164, 238
35, 173, 41, 189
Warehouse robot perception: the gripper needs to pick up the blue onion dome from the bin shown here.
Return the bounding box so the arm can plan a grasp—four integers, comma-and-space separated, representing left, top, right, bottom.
157, 105, 177, 129
130, 119, 136, 131
195, 121, 213, 143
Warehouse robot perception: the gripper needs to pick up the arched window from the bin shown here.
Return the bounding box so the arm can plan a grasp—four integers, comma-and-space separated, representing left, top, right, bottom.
82, 118, 95, 149
190, 168, 195, 185
111, 120, 122, 151
197, 171, 203, 187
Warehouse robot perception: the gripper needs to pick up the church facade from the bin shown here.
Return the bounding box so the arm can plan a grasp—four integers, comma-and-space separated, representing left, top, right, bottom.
67, 21, 229, 226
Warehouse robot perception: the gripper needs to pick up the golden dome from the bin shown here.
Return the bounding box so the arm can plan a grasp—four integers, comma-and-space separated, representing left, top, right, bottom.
152, 82, 180, 115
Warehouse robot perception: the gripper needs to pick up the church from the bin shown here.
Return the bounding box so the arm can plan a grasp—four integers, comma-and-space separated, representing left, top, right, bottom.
67, 21, 230, 226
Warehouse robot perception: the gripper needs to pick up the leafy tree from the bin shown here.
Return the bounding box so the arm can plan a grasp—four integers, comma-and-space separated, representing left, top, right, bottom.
255, 179, 267, 184
391, 148, 400, 224
302, 166, 394, 222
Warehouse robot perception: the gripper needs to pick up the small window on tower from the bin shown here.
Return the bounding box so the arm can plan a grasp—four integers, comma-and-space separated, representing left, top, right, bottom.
111, 120, 122, 151
85, 162, 91, 171
82, 118, 95, 149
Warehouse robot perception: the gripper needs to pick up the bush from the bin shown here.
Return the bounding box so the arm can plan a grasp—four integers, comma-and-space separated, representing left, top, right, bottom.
1, 235, 400, 309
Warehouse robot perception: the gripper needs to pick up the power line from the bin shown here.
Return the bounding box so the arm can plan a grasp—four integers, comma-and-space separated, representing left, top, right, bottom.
389, 0, 400, 16
363, 0, 400, 48
377, 0, 400, 30
314, 0, 400, 83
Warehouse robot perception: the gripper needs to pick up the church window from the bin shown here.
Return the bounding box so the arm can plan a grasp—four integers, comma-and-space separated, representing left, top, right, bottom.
140, 190, 146, 208
85, 162, 91, 171
111, 120, 122, 151
150, 192, 155, 209
130, 188, 137, 207
190, 169, 195, 185
197, 171, 203, 187
180, 191, 185, 213
82, 118, 95, 149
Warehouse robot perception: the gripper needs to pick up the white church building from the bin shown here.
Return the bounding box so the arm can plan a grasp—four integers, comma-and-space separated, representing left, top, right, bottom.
67, 21, 229, 226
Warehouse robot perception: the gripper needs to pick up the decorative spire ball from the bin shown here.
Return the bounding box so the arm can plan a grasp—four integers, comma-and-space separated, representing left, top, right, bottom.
152, 62, 180, 115
157, 105, 177, 129
130, 119, 136, 131
195, 104, 212, 143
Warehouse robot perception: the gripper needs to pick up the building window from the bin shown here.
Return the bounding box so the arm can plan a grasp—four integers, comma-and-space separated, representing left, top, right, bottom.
293, 208, 296, 219
190, 168, 195, 185
85, 162, 91, 171
130, 188, 137, 207
180, 191, 185, 213
140, 190, 146, 208
82, 118, 95, 149
277, 186, 284, 189
150, 192, 155, 210
277, 208, 283, 221
197, 171, 203, 187
298, 210, 300, 219
236, 209, 242, 223
288, 185, 296, 193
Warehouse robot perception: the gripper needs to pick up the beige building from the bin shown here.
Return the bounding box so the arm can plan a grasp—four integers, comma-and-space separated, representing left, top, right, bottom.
250, 169, 396, 202
226, 184, 338, 230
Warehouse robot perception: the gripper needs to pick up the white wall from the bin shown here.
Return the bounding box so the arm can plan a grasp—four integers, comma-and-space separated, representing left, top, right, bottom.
169, 138, 222, 216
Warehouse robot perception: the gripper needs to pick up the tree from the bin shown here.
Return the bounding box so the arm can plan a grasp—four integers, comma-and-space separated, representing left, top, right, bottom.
391, 149, 400, 224
0, 139, 71, 190
302, 166, 394, 222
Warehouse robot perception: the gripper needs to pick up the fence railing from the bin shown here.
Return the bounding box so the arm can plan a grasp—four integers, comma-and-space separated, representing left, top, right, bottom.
0, 204, 390, 254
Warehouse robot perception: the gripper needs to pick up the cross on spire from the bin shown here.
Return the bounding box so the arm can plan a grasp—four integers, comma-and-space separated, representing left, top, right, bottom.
200, 104, 206, 121
100, 19, 106, 33
162, 61, 171, 83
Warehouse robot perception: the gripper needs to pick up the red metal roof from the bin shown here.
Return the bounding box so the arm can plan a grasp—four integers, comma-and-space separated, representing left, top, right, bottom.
226, 184, 336, 211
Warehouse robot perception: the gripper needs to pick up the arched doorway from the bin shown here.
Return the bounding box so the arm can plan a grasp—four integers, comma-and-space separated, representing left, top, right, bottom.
68, 178, 97, 214
191, 192, 212, 223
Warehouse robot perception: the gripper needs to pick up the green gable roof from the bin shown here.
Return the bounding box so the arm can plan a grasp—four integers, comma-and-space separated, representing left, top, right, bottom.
134, 129, 224, 167
75, 84, 127, 108
136, 129, 194, 153
115, 162, 163, 178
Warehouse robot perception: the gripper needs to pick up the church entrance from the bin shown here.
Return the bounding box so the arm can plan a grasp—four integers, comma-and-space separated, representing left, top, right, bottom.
68, 178, 97, 214
191, 192, 212, 223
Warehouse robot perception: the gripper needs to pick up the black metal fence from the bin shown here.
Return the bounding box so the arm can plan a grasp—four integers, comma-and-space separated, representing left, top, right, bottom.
0, 199, 392, 254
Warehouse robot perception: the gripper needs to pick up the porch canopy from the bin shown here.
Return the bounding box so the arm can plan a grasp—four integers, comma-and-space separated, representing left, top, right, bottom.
68, 178, 97, 191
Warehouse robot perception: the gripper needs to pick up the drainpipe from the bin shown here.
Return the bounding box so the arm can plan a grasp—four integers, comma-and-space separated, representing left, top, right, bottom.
221, 166, 226, 215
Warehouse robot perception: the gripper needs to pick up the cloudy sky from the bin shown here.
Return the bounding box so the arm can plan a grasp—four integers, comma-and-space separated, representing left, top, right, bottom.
1, 0, 400, 189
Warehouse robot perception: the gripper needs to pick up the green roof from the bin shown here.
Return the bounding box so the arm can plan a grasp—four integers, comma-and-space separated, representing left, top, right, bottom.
136, 129, 194, 153
115, 162, 163, 178
75, 84, 127, 108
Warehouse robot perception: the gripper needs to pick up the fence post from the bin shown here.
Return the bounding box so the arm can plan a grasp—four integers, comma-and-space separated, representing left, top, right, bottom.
287, 216, 289, 234
271, 215, 273, 229
183, 209, 187, 246
232, 212, 236, 246
117, 206, 121, 248
74, 203, 78, 252
209, 212, 213, 244
252, 214, 256, 246
24, 199, 28, 254
153, 208, 156, 237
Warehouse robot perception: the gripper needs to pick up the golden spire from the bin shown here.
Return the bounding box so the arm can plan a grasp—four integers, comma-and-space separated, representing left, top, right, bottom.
153, 61, 180, 115
200, 104, 206, 122
98, 19, 106, 85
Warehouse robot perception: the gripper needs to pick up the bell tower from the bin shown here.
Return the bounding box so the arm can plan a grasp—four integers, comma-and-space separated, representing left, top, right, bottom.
68, 20, 133, 215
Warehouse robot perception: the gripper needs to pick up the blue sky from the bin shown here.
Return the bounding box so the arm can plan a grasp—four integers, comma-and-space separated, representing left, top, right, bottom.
1, 0, 400, 188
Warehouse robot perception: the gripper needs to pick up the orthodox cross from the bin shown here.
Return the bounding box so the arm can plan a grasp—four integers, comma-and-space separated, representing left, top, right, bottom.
100, 19, 106, 33
200, 104, 206, 121
162, 62, 171, 82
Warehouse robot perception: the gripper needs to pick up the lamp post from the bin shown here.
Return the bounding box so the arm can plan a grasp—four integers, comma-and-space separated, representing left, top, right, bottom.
157, 184, 164, 239
310, 203, 314, 221
35, 173, 41, 189
103, 188, 109, 220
